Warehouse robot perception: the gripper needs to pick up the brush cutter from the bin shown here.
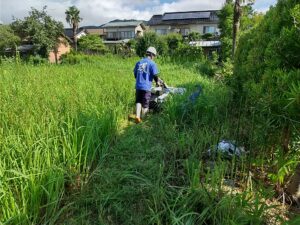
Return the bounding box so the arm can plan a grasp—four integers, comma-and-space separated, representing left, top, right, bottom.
128, 81, 186, 121
149, 80, 186, 112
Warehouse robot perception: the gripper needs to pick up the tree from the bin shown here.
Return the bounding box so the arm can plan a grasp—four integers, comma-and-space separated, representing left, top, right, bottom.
291, 4, 300, 30
135, 32, 168, 57
0, 25, 20, 55
11, 6, 64, 59
218, 0, 255, 59
232, 0, 255, 56
232, 0, 242, 56
65, 6, 82, 51
164, 33, 183, 55
78, 34, 107, 54
218, 1, 234, 61
233, 0, 300, 154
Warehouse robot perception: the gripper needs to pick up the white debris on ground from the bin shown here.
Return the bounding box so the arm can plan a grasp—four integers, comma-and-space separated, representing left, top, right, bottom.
208, 140, 246, 158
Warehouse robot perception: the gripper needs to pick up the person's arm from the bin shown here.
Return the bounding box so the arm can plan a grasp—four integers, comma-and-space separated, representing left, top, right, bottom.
154, 75, 164, 85
133, 63, 138, 78
151, 62, 160, 85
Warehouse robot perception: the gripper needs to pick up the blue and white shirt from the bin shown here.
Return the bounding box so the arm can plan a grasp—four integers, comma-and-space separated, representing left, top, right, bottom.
134, 57, 159, 91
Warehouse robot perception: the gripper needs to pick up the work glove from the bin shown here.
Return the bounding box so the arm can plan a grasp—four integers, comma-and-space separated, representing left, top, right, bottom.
156, 78, 164, 87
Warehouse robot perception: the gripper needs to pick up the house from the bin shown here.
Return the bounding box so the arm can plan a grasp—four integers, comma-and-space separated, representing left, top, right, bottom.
48, 36, 71, 63
5, 35, 71, 63
101, 20, 146, 41
64, 28, 87, 41
147, 10, 220, 37
64, 26, 106, 41
189, 40, 221, 56
81, 26, 106, 39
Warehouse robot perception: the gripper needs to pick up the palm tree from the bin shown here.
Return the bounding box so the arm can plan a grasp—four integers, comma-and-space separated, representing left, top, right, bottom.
232, 0, 254, 56
232, 0, 242, 56
65, 6, 82, 51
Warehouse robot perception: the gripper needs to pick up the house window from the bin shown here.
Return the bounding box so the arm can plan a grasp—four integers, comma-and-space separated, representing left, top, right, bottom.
107, 32, 117, 39
203, 26, 216, 34
180, 28, 190, 36
128, 31, 134, 38
155, 29, 167, 35
120, 31, 135, 39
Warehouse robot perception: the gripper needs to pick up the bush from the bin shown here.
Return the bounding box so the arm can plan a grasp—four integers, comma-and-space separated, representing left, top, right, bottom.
172, 44, 204, 63
78, 34, 107, 54
219, 59, 233, 83
194, 60, 216, 77
232, 0, 300, 156
0, 25, 20, 55
164, 33, 183, 54
201, 33, 214, 40
28, 55, 49, 65
187, 31, 201, 42
60, 52, 98, 64
135, 32, 168, 57
108, 42, 136, 57
0, 56, 18, 64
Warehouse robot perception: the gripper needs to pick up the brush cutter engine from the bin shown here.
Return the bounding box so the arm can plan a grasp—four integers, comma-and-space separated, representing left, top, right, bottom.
149, 81, 186, 112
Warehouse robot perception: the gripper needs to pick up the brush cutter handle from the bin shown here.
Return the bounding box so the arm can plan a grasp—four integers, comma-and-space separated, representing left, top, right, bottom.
154, 76, 168, 88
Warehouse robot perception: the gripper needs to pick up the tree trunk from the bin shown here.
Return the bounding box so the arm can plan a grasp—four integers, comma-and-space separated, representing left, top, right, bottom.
54, 47, 58, 64
282, 125, 291, 154
232, 0, 242, 57
73, 25, 77, 51
286, 164, 300, 204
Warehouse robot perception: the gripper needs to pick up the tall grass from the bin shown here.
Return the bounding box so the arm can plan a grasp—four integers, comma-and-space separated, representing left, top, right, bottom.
0, 56, 134, 224
0, 55, 296, 224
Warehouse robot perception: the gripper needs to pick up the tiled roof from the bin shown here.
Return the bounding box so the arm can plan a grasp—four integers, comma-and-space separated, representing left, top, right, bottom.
85, 29, 105, 35
64, 28, 74, 38
79, 25, 102, 29
64, 27, 105, 38
163, 11, 211, 20
102, 20, 144, 28
147, 15, 163, 26
148, 10, 219, 26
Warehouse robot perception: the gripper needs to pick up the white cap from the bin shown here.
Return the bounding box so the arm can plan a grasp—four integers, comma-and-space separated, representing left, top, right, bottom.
146, 46, 157, 56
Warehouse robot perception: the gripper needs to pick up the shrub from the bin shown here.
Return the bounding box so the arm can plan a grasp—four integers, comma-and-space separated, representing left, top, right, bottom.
78, 34, 107, 54
201, 33, 214, 40
60, 52, 98, 64
187, 31, 201, 42
194, 60, 216, 77
232, 0, 300, 157
164, 33, 183, 54
28, 55, 49, 65
135, 31, 168, 57
172, 44, 204, 63
0, 25, 20, 55
108, 42, 136, 57
219, 59, 234, 83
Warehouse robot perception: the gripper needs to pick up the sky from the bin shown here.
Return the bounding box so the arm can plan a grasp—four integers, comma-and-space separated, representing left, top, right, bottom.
0, 0, 277, 26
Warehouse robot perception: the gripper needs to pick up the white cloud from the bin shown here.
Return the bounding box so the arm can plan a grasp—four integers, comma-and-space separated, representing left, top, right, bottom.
0, 0, 276, 27
158, 0, 224, 13
1, 0, 225, 26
